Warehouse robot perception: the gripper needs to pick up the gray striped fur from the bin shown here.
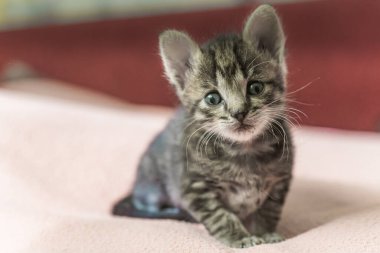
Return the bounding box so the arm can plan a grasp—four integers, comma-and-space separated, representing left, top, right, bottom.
113, 5, 293, 248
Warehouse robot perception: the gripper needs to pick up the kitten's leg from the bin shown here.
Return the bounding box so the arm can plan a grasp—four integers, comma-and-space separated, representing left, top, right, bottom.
182, 180, 264, 248
112, 156, 194, 222
245, 178, 291, 243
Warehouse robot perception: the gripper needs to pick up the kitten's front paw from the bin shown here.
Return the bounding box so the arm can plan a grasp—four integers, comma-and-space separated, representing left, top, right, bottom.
229, 236, 265, 248
262, 232, 284, 244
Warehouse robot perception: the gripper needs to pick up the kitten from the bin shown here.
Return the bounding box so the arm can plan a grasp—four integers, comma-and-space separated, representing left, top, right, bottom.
113, 4, 293, 248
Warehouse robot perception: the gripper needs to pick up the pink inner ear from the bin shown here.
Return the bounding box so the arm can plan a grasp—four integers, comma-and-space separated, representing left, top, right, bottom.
163, 34, 196, 66
243, 6, 284, 62
159, 31, 199, 90
165, 39, 193, 77
166, 40, 189, 62
247, 18, 280, 52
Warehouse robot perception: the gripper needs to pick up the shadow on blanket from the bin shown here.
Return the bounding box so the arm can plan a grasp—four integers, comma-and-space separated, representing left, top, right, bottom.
280, 178, 380, 237
21, 180, 380, 252
105, 178, 380, 238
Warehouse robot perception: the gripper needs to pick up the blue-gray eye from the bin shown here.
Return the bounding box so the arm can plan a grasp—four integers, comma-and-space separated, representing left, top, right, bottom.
205, 92, 222, 105
248, 81, 264, 96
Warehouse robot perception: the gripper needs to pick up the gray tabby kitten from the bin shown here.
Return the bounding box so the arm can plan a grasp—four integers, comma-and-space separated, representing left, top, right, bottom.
113, 5, 293, 248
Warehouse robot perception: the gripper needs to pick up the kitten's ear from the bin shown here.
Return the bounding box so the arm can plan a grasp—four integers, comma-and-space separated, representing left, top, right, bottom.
159, 30, 200, 92
243, 5, 285, 63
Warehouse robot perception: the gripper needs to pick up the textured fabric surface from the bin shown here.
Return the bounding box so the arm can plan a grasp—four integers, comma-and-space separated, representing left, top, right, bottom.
1, 79, 380, 253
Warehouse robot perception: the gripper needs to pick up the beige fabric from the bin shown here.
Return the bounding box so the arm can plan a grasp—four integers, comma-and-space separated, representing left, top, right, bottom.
1, 79, 380, 253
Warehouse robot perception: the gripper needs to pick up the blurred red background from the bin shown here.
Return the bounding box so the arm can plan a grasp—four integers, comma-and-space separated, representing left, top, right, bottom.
0, 0, 379, 131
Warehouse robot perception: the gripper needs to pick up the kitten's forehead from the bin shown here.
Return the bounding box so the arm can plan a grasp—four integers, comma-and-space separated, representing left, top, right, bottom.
199, 34, 277, 89
201, 35, 249, 83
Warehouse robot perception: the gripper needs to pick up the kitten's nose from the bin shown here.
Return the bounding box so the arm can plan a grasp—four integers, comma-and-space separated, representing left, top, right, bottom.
231, 110, 248, 122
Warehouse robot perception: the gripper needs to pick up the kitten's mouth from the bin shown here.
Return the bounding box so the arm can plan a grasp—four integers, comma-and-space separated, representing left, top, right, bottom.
219, 122, 257, 142
234, 123, 253, 133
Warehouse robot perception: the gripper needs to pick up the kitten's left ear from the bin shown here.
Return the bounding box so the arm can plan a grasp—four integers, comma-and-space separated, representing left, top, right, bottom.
159, 30, 200, 94
243, 5, 285, 64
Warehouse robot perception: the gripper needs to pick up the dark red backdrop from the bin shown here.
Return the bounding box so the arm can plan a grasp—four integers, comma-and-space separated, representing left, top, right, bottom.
0, 0, 379, 131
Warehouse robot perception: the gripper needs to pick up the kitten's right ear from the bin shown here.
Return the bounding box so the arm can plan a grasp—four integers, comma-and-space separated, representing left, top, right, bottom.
243, 5, 285, 64
159, 30, 200, 93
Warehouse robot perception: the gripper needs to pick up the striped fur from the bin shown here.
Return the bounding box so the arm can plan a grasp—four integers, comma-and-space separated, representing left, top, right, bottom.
113, 5, 293, 248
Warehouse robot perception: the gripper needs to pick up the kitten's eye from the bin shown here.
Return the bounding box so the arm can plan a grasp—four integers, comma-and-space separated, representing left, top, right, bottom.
204, 92, 222, 105
247, 81, 264, 96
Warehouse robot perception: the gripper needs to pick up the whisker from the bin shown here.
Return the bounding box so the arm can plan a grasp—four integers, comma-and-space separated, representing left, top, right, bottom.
271, 119, 289, 161
183, 118, 198, 131
185, 124, 209, 171
287, 107, 308, 118
249, 60, 272, 70
247, 56, 258, 70
261, 106, 301, 126
200, 127, 217, 158
203, 128, 219, 158
268, 122, 280, 143
285, 98, 315, 107
287, 77, 320, 96
283, 110, 302, 121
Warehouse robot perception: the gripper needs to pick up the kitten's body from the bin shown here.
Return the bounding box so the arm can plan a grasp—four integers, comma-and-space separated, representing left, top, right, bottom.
113, 6, 294, 248
129, 106, 292, 217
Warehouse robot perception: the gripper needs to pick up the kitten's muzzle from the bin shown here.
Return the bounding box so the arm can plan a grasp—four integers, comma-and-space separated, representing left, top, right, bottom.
230, 110, 248, 123
235, 123, 253, 132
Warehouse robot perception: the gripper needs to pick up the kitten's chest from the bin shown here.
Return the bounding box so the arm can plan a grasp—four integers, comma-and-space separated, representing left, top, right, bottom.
220, 175, 275, 219
191, 139, 281, 217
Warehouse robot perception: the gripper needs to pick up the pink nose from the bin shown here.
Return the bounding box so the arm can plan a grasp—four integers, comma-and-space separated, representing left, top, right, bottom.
231, 111, 247, 122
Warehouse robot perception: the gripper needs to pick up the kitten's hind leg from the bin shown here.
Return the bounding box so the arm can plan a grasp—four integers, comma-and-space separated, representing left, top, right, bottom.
112, 143, 195, 222
112, 180, 195, 222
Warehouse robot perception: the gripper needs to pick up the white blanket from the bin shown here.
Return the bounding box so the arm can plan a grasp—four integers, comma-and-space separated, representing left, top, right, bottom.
1, 79, 380, 253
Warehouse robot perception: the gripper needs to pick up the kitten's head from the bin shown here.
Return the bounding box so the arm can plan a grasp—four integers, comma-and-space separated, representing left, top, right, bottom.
159, 5, 287, 143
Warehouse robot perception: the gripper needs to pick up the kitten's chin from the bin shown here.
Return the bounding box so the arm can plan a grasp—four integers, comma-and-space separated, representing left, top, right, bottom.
220, 121, 268, 143
222, 129, 256, 143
